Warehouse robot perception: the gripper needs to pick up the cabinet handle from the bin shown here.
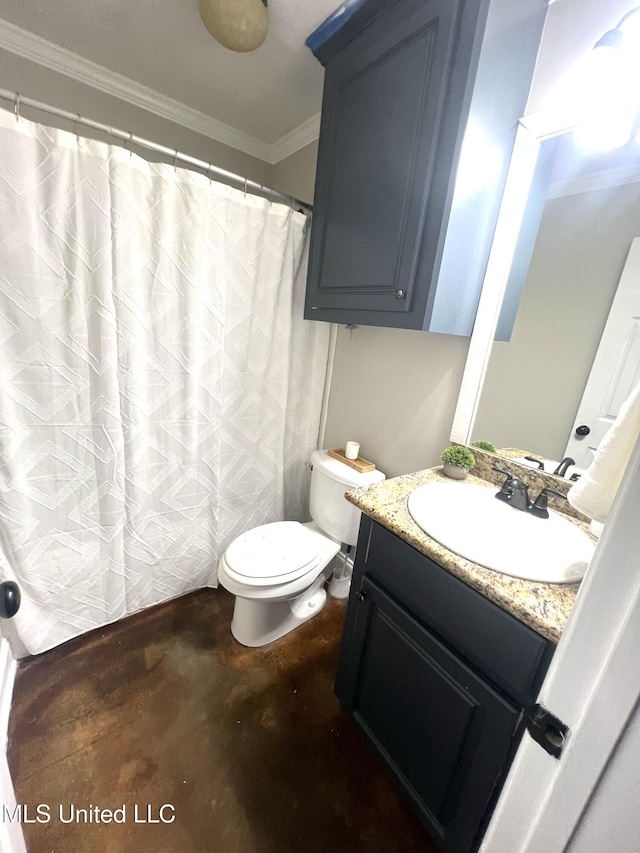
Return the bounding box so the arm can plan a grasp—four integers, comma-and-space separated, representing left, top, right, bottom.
394, 289, 405, 299
355, 590, 367, 603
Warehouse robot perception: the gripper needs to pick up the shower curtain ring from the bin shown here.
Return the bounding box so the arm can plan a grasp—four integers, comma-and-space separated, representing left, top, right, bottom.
128, 130, 133, 158
173, 149, 178, 173
269, 188, 273, 205
208, 165, 212, 185
75, 113, 81, 145
243, 178, 247, 197
14, 93, 19, 124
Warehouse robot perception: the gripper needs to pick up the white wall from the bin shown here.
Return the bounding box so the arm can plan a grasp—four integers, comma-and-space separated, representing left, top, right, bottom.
271, 139, 318, 204
324, 327, 469, 477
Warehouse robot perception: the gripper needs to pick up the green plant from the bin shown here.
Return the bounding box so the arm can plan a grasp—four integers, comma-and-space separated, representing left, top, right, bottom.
441, 445, 475, 469
471, 440, 497, 454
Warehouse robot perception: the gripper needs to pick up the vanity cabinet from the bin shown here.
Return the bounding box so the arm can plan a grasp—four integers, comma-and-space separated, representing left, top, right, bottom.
304, 0, 547, 334
336, 517, 554, 853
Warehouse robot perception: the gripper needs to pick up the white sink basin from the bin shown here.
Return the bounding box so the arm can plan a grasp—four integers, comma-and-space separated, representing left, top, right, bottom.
407, 482, 595, 584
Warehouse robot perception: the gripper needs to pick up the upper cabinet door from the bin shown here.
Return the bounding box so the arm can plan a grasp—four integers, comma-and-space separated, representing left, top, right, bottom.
307, 0, 460, 318
305, 0, 548, 334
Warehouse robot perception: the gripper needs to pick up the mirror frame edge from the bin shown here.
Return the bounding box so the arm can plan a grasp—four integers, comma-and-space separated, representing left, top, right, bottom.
450, 110, 579, 447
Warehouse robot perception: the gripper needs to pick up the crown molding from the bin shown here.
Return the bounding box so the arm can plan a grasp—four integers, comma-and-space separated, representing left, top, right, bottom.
548, 163, 640, 199
0, 17, 320, 164
268, 113, 321, 164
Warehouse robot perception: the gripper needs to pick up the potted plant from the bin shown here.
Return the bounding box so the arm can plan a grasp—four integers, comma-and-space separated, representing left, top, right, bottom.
441, 445, 475, 480
471, 440, 497, 454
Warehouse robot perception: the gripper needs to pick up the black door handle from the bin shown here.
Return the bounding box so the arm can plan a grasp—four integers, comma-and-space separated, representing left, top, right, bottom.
0, 582, 20, 619
575, 425, 591, 436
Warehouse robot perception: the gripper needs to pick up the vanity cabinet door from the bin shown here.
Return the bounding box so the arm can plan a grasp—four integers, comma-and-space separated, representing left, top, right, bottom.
340, 575, 520, 853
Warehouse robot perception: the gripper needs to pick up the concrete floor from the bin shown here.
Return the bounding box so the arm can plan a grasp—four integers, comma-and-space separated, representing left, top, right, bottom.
8, 588, 435, 853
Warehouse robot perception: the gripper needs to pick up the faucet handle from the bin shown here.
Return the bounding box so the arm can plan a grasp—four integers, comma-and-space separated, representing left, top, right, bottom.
531, 488, 568, 519
492, 465, 512, 482
524, 456, 545, 470
493, 467, 527, 495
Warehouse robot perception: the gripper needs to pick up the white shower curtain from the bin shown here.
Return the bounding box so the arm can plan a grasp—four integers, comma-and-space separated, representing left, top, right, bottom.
0, 109, 331, 656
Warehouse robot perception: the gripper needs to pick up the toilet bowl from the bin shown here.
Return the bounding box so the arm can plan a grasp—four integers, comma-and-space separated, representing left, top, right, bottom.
218, 521, 340, 646
217, 450, 385, 647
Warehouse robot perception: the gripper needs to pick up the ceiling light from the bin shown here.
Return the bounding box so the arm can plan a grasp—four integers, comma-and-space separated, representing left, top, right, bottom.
198, 0, 268, 53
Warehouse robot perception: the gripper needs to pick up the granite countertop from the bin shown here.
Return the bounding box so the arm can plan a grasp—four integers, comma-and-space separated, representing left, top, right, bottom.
346, 467, 582, 644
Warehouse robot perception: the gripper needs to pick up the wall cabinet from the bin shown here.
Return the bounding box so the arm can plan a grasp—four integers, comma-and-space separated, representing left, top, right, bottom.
336, 517, 554, 853
305, 0, 547, 334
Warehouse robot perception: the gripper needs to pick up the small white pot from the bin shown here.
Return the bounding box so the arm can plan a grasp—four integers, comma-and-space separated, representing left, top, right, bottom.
442, 463, 469, 480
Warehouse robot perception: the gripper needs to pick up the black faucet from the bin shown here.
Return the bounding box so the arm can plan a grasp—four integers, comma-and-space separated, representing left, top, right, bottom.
493, 467, 531, 512
553, 457, 575, 478
492, 468, 568, 518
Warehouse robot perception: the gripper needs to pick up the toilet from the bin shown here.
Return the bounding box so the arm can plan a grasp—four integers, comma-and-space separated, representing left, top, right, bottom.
217, 449, 385, 647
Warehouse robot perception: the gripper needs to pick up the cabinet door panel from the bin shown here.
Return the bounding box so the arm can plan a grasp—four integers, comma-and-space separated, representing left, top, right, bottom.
346, 576, 519, 852
356, 600, 479, 817
306, 0, 460, 316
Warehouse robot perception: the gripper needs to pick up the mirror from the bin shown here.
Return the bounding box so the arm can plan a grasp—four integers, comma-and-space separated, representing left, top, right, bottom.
451, 112, 640, 477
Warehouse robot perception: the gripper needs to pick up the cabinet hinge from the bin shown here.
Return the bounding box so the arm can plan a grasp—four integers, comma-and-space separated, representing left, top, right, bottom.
524, 704, 569, 759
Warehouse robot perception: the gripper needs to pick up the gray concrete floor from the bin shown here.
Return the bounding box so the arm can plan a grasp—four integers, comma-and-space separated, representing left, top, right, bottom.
8, 588, 435, 853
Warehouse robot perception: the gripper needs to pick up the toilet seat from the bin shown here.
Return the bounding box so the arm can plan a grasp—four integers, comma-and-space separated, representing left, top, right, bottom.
223, 521, 332, 587
218, 552, 329, 601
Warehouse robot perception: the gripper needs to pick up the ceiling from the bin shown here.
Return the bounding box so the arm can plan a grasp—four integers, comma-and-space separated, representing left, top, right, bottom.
0, 0, 342, 161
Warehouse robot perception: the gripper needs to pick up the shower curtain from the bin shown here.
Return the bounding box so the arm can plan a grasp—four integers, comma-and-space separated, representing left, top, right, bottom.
0, 109, 331, 656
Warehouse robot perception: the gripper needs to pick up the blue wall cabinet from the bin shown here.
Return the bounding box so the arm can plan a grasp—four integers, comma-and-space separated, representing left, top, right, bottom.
305, 0, 547, 334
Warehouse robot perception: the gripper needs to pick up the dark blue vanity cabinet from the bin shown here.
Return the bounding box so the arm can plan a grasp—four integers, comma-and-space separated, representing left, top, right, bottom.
336, 517, 554, 853
305, 0, 547, 334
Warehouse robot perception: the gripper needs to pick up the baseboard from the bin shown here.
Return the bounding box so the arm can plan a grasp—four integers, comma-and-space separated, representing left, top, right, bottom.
0, 640, 26, 853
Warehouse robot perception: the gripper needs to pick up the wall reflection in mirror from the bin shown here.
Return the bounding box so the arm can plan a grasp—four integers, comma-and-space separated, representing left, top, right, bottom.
471, 129, 640, 477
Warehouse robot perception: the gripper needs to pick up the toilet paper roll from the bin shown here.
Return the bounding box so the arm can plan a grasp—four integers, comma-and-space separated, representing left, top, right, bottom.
345, 441, 360, 460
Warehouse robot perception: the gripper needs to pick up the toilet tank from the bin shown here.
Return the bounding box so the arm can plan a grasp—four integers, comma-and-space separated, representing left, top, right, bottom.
309, 450, 385, 546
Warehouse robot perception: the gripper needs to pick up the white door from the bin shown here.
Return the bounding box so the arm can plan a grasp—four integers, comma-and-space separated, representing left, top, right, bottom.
565, 237, 640, 467
480, 435, 640, 853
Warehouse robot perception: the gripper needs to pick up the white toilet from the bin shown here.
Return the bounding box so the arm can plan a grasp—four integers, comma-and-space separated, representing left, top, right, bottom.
217, 449, 385, 647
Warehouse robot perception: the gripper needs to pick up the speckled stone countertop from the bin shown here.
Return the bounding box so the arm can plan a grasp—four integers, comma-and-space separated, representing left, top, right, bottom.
346, 467, 582, 644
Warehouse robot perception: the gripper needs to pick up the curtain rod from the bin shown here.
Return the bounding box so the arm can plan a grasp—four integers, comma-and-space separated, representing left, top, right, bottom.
0, 88, 313, 214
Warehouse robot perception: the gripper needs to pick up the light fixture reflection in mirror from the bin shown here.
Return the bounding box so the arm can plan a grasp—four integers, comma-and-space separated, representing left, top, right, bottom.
198, 0, 268, 53
550, 6, 640, 151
